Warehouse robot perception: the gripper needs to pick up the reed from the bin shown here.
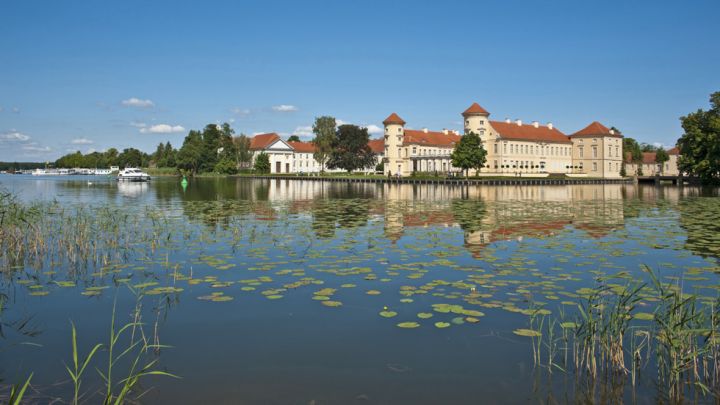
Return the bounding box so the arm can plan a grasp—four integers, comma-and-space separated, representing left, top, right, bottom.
522, 267, 720, 402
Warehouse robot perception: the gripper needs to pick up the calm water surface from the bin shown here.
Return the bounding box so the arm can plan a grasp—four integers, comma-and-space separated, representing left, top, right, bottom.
1, 175, 719, 404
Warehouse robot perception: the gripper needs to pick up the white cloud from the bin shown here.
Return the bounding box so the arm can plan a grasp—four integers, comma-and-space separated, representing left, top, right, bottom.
22, 145, 52, 153
293, 125, 313, 137
231, 107, 251, 116
140, 124, 185, 134
129, 121, 147, 128
272, 104, 298, 112
366, 124, 383, 135
121, 97, 155, 108
71, 137, 94, 145
0, 131, 30, 141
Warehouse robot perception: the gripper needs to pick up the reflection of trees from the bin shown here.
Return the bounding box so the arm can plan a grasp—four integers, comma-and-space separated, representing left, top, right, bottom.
311, 198, 371, 239
451, 198, 487, 234
677, 197, 720, 258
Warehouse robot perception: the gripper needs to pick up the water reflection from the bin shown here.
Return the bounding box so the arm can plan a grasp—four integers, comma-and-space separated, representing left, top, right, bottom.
117, 181, 149, 197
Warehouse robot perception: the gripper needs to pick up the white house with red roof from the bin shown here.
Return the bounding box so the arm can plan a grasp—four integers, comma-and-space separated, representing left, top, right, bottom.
249, 133, 384, 174
249, 133, 295, 174
383, 102, 625, 178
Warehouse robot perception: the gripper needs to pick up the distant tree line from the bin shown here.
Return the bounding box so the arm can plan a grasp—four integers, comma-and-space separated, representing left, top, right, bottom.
0, 162, 47, 171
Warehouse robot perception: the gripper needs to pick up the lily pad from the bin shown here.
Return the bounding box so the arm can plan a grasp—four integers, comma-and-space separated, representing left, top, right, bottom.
513, 328, 542, 337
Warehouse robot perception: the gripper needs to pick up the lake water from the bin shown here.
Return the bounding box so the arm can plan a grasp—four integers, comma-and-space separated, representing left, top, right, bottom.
1, 175, 719, 404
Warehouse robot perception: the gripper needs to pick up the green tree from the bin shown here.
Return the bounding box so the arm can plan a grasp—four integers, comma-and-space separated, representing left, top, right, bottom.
623, 138, 642, 164
152, 142, 166, 167
640, 143, 657, 153
655, 147, 670, 174
312, 116, 336, 173
117, 148, 147, 168
163, 142, 176, 167
233, 134, 252, 168
254, 152, 270, 173
214, 157, 238, 174
678, 91, 720, 184
177, 130, 204, 175
326, 124, 376, 173
450, 131, 487, 178
287, 135, 300, 142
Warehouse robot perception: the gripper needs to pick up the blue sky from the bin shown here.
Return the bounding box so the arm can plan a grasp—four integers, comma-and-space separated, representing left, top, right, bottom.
1, 0, 718, 161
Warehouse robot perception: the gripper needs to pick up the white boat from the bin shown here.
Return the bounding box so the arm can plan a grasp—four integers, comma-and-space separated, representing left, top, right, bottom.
117, 168, 151, 182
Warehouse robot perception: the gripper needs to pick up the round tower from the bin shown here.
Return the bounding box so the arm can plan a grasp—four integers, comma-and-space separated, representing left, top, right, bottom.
383, 112, 406, 176
462, 102, 491, 137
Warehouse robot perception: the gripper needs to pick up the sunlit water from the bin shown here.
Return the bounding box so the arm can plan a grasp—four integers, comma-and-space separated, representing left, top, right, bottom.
1, 175, 719, 404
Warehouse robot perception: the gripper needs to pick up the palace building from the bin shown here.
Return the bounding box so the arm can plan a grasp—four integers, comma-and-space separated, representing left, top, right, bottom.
383, 102, 624, 179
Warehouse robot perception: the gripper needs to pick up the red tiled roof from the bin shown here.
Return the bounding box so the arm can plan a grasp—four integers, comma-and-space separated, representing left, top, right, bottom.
571, 121, 622, 138
383, 113, 406, 126
625, 151, 658, 164
288, 141, 316, 153
403, 129, 461, 147
368, 139, 385, 154
462, 102, 490, 116
668, 147, 680, 155
490, 121, 572, 144
249, 133, 281, 150
642, 152, 657, 164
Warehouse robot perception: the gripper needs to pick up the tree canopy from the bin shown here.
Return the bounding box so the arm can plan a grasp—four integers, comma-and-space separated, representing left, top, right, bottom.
254, 152, 270, 173
312, 116, 336, 173
450, 131, 487, 177
326, 124, 376, 173
678, 91, 720, 184
287, 135, 300, 142
655, 147, 670, 173
623, 138, 642, 163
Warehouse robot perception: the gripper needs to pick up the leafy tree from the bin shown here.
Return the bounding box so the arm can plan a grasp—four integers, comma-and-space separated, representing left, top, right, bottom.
254, 152, 270, 173
451, 131, 487, 177
163, 142, 176, 167
214, 157, 238, 174
678, 91, 720, 184
177, 130, 204, 175
233, 134, 252, 168
152, 143, 166, 167
287, 135, 300, 142
326, 124, 376, 173
655, 147, 669, 174
117, 148, 147, 168
312, 116, 336, 173
640, 143, 657, 153
620, 164, 627, 177
623, 138, 642, 164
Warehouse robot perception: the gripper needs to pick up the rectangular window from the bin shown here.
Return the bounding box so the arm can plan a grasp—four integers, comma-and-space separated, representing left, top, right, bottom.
608, 146, 612, 157
593, 162, 597, 171
504, 143, 507, 154
593, 147, 597, 158
579, 147, 584, 158
494, 144, 498, 154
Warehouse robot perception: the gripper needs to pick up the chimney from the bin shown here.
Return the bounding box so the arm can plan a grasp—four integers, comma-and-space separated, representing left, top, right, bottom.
609, 129, 615, 135
547, 122, 553, 130
442, 128, 448, 135
532, 121, 539, 128
505, 117, 511, 123
515, 119, 522, 126
422, 127, 428, 133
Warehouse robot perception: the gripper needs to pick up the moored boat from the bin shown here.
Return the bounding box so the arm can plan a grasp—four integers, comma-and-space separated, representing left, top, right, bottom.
116, 168, 151, 182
